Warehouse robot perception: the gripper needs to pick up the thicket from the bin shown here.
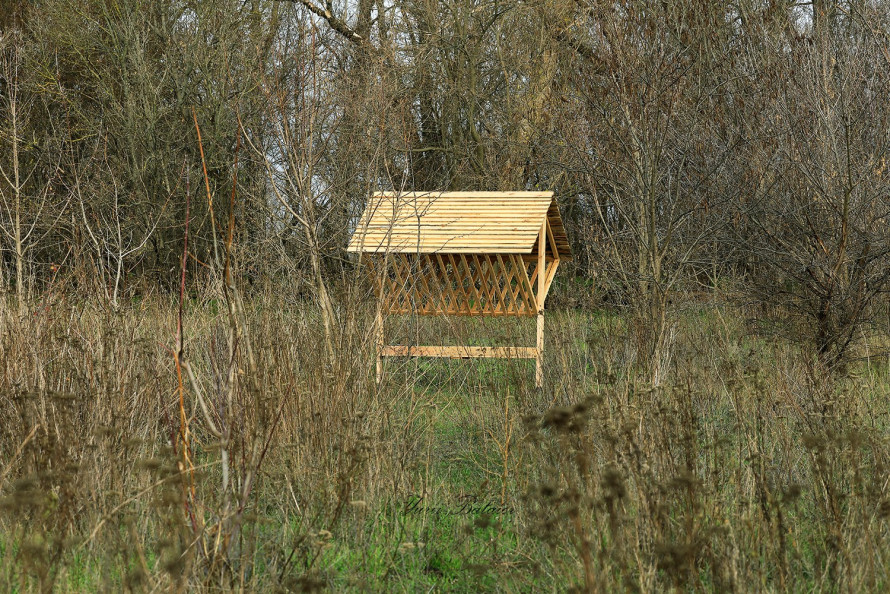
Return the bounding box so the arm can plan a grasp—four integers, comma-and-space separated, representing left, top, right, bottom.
2, 0, 890, 591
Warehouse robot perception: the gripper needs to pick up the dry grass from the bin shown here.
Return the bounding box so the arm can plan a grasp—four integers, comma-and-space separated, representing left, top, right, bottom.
1, 290, 890, 592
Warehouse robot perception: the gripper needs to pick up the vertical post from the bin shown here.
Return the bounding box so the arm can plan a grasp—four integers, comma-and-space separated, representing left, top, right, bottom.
375, 256, 385, 385
536, 219, 546, 388
375, 305, 384, 384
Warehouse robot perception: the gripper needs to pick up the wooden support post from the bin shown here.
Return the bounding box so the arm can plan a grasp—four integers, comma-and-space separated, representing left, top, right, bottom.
536, 313, 544, 388
536, 219, 546, 388
375, 305, 384, 384
374, 256, 385, 385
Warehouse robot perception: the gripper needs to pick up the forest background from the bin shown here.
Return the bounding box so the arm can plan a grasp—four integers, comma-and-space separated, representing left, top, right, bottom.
2, 1, 890, 591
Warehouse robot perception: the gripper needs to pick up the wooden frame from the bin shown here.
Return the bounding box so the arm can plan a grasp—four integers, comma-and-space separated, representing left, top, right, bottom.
348, 192, 570, 388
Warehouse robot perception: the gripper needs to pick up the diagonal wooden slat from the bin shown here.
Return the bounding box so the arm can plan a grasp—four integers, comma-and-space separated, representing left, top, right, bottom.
494, 253, 515, 312
513, 254, 538, 313
546, 218, 560, 260
414, 255, 437, 312
527, 261, 540, 307
484, 255, 502, 313
459, 254, 482, 314
435, 253, 459, 312
387, 254, 404, 312
416, 255, 435, 313
503, 255, 522, 314
394, 254, 413, 312
426, 255, 448, 313
364, 253, 544, 317
543, 259, 560, 304
445, 254, 470, 314
477, 255, 499, 313
506, 255, 527, 314
460, 254, 484, 313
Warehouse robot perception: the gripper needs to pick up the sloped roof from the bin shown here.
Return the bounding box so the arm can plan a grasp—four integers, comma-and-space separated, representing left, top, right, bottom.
347, 191, 572, 258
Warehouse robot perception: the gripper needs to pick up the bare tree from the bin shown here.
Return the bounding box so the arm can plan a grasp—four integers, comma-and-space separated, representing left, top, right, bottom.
737, 6, 890, 371
74, 145, 166, 309
0, 33, 65, 311
550, 1, 738, 382
244, 18, 342, 361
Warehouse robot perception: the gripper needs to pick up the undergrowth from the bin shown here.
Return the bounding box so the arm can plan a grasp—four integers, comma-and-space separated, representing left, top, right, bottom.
1, 294, 890, 592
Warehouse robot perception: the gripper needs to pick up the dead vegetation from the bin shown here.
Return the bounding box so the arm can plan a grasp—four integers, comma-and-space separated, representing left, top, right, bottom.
2, 290, 890, 591
3, 1, 890, 591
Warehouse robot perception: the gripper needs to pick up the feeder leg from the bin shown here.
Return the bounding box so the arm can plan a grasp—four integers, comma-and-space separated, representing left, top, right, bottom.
536, 312, 544, 388
536, 218, 546, 389
375, 307, 384, 384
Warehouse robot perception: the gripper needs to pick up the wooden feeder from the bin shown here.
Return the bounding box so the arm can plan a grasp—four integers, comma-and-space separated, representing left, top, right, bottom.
347, 191, 571, 388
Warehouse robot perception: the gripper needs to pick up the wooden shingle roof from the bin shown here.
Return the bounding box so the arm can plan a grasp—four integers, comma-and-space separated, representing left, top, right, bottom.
348, 191, 572, 258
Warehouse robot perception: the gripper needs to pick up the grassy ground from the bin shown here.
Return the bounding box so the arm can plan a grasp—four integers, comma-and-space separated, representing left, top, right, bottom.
1, 294, 890, 592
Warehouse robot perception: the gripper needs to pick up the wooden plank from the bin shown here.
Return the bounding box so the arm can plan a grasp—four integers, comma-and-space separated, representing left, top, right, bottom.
361, 218, 544, 224
520, 254, 557, 263
350, 191, 553, 256
546, 200, 574, 259
366, 217, 544, 222
546, 218, 560, 260
475, 254, 498, 313
360, 218, 545, 223
448, 254, 478, 314
350, 190, 574, 262
360, 235, 540, 241
536, 219, 546, 388
385, 308, 536, 317
494, 254, 515, 313
536, 315, 544, 388
528, 261, 540, 292
358, 227, 542, 233
414, 256, 437, 310
354, 234, 541, 240
380, 210, 545, 214
380, 345, 539, 359
373, 191, 553, 197
365, 213, 546, 218
484, 255, 503, 313
350, 246, 539, 254
537, 221, 546, 311
427, 255, 450, 312
543, 259, 560, 301
379, 206, 549, 210
396, 254, 417, 311
505, 255, 526, 314
513, 254, 538, 313
435, 253, 460, 312
459, 254, 484, 313
355, 246, 539, 252
361, 224, 539, 233
363, 209, 550, 216
361, 226, 536, 234
387, 253, 406, 310
375, 306, 384, 384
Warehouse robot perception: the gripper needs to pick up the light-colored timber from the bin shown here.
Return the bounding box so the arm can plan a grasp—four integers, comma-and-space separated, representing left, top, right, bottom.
536, 219, 546, 387
380, 346, 539, 359
348, 191, 570, 388
348, 191, 572, 257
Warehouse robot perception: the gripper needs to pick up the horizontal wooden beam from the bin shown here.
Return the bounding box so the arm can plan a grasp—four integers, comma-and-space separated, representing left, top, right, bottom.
373, 191, 553, 198
380, 345, 539, 359
384, 308, 538, 317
